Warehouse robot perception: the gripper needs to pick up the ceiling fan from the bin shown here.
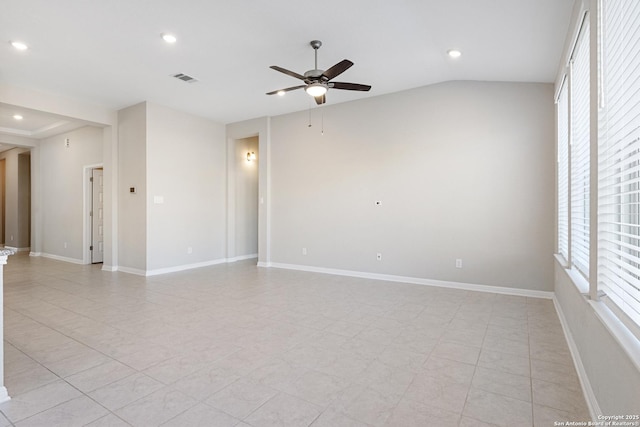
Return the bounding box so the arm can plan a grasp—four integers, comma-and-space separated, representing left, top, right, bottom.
266, 40, 371, 105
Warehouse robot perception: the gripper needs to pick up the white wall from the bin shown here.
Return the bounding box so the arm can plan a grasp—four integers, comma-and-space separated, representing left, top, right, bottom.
145, 103, 226, 271
39, 126, 103, 261
269, 81, 555, 291
234, 136, 259, 257
118, 103, 147, 272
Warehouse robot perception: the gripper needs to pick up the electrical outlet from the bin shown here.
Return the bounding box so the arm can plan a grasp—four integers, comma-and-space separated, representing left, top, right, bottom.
377, 253, 382, 261
64, 242, 67, 249
302, 247, 307, 255
187, 247, 193, 254
456, 259, 463, 268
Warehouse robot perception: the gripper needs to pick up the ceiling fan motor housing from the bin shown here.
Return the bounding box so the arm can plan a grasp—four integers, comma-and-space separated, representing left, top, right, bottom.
304, 69, 325, 81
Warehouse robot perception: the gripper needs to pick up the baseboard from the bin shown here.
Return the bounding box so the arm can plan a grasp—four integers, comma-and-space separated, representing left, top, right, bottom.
116, 266, 147, 276
28, 254, 258, 276
4, 246, 30, 252
0, 387, 9, 404
227, 253, 258, 263
36, 252, 84, 265
552, 296, 601, 420
144, 258, 229, 276
117, 256, 257, 276
264, 262, 554, 299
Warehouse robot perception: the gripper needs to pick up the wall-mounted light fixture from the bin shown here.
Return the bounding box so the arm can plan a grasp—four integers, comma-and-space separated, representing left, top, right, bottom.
247, 152, 256, 162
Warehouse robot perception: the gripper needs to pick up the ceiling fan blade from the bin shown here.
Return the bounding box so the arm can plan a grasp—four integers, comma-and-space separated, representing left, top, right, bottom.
330, 82, 372, 91
315, 94, 326, 105
321, 60, 354, 81
266, 85, 306, 95
270, 65, 306, 80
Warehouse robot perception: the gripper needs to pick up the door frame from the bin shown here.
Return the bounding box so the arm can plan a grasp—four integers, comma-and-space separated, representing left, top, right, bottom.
83, 163, 103, 264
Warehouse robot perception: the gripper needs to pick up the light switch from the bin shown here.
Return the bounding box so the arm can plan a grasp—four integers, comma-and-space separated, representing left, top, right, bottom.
154, 195, 164, 204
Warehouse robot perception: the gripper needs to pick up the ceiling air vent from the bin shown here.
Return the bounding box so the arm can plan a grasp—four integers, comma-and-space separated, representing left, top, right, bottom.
172, 73, 198, 83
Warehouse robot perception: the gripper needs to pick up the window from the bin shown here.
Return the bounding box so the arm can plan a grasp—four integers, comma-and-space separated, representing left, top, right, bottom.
570, 16, 591, 278
598, 0, 640, 330
557, 80, 570, 262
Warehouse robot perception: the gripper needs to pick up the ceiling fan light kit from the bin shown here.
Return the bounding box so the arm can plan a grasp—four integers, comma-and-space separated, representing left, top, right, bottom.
267, 40, 371, 105
305, 83, 327, 97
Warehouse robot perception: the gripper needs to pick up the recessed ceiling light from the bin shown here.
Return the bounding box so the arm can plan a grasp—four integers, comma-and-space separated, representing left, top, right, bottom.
447, 49, 462, 58
277, 90, 286, 96
161, 33, 177, 44
10, 41, 29, 51
13, 114, 23, 120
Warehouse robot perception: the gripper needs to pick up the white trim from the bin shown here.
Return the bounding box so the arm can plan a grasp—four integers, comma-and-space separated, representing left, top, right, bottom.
265, 116, 272, 265
116, 266, 147, 276
26, 254, 257, 276
569, 9, 590, 63
264, 262, 554, 299
145, 258, 229, 276
126, 256, 257, 277
0, 387, 10, 404
4, 246, 30, 252
566, 266, 590, 295
555, 73, 569, 104
553, 295, 601, 420
36, 252, 84, 264
227, 253, 258, 263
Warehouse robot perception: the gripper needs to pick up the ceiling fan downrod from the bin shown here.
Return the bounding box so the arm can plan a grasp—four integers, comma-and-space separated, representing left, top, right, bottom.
310, 40, 322, 71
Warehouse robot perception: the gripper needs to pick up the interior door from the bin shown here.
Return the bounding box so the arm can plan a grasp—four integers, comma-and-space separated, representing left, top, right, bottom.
91, 168, 104, 263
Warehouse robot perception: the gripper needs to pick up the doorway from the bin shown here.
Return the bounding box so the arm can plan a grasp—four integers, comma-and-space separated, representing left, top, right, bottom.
232, 136, 259, 260
0, 149, 31, 251
227, 135, 260, 262
85, 166, 104, 264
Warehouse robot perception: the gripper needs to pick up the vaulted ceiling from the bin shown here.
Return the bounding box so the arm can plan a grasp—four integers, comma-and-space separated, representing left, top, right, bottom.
1, 0, 574, 138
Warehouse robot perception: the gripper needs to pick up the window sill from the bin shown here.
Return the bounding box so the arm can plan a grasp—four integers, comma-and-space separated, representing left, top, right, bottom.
555, 253, 640, 373
589, 299, 640, 373
554, 253, 590, 294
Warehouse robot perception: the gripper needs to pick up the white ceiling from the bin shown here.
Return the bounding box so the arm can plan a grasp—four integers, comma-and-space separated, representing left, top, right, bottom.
0, 103, 88, 139
0, 0, 574, 137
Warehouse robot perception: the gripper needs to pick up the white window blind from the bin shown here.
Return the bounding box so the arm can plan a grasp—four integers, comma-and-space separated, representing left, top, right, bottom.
571, 17, 591, 278
598, 0, 640, 329
558, 81, 570, 261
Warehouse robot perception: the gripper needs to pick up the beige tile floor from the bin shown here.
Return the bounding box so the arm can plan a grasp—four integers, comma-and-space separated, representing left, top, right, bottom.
0, 253, 590, 426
